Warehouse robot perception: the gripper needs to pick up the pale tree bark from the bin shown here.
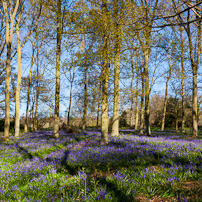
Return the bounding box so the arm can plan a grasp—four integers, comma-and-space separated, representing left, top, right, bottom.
161, 58, 172, 131
14, 6, 22, 138
180, 28, 185, 133
139, 68, 144, 135
100, 0, 109, 144
3, 0, 19, 140
111, 0, 123, 137
53, 0, 62, 138
15, 2, 41, 135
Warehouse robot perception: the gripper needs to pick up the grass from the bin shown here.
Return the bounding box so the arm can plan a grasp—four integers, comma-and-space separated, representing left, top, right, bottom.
0, 130, 202, 201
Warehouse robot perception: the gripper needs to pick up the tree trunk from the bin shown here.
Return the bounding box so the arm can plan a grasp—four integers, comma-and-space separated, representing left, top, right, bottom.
14, 15, 22, 138
31, 93, 35, 131
180, 28, 185, 133
3, 0, 19, 140
186, 11, 201, 138
101, 62, 109, 144
130, 63, 134, 127
50, 94, 53, 118
175, 103, 178, 131
139, 68, 144, 135
53, 0, 62, 138
100, 0, 109, 144
4, 38, 11, 141
24, 37, 37, 133
67, 81, 73, 126
97, 81, 101, 128
135, 51, 139, 130
161, 61, 172, 131
111, 0, 123, 137
144, 50, 151, 136
82, 66, 88, 130
34, 42, 40, 131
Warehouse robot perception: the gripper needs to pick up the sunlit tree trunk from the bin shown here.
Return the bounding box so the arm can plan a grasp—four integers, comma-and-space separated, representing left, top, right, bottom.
111, 0, 123, 137
3, 0, 19, 140
53, 0, 62, 138
144, 49, 151, 136
14, 11, 22, 138
100, 0, 109, 144
101, 62, 109, 144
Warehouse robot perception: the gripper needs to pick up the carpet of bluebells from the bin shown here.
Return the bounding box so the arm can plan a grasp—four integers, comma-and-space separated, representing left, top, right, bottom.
0, 130, 202, 202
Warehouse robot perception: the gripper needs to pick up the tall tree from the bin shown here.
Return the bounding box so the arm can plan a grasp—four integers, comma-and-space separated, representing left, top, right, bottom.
111, 0, 124, 137
136, 0, 159, 136
100, 0, 110, 144
14, 0, 23, 138
180, 27, 185, 133
2, 0, 19, 140
172, 0, 201, 137
53, 0, 62, 138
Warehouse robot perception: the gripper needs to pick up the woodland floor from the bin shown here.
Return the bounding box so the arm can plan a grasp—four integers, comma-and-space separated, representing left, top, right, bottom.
0, 129, 202, 201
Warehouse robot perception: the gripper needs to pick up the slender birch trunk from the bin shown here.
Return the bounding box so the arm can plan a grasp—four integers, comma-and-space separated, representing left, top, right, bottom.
53, 0, 62, 138
3, 0, 19, 140
14, 12, 22, 138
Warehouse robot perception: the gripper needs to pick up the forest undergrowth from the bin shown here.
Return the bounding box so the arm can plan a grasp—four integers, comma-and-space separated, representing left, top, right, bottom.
0, 130, 202, 202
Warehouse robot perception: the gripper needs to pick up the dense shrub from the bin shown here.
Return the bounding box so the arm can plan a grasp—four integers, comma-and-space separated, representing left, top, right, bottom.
0, 119, 24, 132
